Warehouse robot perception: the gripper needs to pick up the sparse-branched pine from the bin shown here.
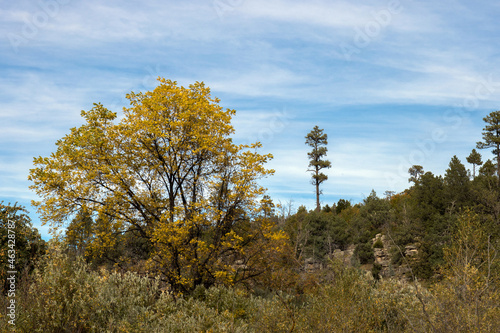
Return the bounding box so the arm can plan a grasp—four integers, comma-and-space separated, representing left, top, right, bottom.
466, 149, 483, 179
305, 126, 331, 212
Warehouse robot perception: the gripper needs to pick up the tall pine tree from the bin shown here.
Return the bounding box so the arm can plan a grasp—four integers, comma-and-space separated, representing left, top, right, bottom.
466, 149, 483, 179
305, 126, 331, 212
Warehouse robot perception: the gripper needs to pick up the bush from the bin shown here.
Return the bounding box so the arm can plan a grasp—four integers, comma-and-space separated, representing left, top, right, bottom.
4, 246, 160, 332
0, 246, 258, 332
2, 238, 498, 332
355, 242, 374, 264
372, 262, 382, 280
373, 238, 384, 248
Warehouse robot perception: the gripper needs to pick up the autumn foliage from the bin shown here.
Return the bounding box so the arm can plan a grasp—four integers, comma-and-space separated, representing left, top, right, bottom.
28, 78, 286, 293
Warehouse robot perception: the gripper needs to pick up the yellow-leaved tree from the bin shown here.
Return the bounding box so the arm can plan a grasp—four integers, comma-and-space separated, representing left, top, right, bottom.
29, 78, 288, 293
431, 209, 500, 332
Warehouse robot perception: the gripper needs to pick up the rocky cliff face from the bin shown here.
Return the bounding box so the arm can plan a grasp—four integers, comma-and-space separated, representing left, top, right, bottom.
302, 233, 419, 281
304, 257, 324, 272
332, 244, 356, 265
372, 233, 417, 280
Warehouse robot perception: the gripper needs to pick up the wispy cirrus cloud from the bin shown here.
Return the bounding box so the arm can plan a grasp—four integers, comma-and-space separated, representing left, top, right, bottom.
1, 0, 499, 239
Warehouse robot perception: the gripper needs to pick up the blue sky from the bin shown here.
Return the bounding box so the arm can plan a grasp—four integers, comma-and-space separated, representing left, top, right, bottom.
2, 0, 500, 239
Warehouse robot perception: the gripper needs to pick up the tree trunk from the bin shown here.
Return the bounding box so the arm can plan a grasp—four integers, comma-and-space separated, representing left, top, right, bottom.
497, 145, 500, 180
315, 171, 320, 212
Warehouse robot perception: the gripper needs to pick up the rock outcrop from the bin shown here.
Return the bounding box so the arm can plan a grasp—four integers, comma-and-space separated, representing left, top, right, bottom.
331, 244, 356, 265
371, 233, 419, 280
301, 233, 420, 281
304, 257, 323, 272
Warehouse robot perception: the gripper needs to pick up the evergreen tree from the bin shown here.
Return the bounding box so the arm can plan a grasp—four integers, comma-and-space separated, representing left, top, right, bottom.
477, 110, 500, 179
384, 190, 396, 199
444, 155, 470, 208
476, 159, 498, 194
466, 149, 483, 179
1, 202, 46, 291
479, 159, 496, 177
409, 171, 446, 223
408, 165, 424, 184
335, 199, 351, 214
361, 190, 391, 231
305, 126, 331, 212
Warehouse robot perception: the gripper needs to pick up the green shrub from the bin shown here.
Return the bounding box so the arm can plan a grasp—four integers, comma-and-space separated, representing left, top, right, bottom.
373, 238, 384, 248
355, 242, 374, 264
372, 262, 382, 280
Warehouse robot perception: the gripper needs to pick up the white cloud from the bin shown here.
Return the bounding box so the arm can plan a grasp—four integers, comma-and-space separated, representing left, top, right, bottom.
241, 1, 373, 28
206, 65, 310, 99
1, 0, 499, 227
